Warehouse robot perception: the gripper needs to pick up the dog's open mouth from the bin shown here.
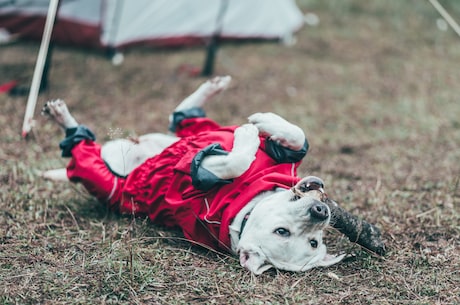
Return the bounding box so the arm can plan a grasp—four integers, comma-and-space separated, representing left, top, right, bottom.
291, 176, 327, 202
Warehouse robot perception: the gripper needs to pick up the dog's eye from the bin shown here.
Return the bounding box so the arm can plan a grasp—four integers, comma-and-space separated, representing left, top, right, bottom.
274, 228, 291, 237
310, 239, 318, 248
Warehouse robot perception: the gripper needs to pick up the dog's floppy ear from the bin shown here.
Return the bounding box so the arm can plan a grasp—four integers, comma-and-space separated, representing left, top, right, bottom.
300, 252, 346, 271
314, 253, 346, 268
239, 251, 274, 275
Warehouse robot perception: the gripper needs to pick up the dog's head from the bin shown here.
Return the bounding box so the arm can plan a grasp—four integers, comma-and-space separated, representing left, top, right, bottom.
237, 176, 345, 274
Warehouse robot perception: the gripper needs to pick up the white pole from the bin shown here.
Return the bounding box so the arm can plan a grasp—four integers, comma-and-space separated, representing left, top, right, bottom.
428, 0, 460, 38
21, 0, 60, 138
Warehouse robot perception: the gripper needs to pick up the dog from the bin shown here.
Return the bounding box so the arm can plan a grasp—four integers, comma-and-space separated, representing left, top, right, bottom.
42, 76, 345, 274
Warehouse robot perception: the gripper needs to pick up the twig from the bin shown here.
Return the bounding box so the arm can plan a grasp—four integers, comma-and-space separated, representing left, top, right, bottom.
325, 198, 386, 256
416, 208, 436, 218
4, 272, 37, 280
65, 205, 80, 232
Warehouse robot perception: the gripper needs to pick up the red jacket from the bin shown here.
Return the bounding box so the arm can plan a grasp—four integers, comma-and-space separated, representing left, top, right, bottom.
67, 118, 304, 252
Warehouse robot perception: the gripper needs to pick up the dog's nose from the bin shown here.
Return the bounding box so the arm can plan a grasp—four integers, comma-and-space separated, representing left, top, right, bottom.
310, 202, 329, 220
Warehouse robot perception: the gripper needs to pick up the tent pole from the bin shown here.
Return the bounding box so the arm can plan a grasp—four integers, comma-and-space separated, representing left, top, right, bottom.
428, 0, 460, 37
40, 37, 55, 92
106, 0, 124, 64
22, 0, 60, 138
201, 0, 229, 76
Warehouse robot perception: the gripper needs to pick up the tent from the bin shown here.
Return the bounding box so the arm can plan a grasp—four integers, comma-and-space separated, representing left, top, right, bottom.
0, 0, 304, 50
1, 0, 305, 137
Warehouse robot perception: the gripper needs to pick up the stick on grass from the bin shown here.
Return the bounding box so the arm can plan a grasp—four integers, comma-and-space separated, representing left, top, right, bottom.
325, 198, 386, 256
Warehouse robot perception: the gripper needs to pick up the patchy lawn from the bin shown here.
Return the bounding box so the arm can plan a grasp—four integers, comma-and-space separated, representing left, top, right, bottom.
1, 0, 459, 304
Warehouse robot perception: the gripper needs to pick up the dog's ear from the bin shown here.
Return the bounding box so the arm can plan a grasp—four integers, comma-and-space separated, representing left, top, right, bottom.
239, 251, 274, 275
314, 253, 346, 268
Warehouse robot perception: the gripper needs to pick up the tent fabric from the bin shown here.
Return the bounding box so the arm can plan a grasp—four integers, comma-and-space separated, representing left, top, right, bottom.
0, 0, 102, 47
0, 0, 304, 49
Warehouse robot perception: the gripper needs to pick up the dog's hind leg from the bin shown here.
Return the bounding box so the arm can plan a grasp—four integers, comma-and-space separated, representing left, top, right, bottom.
172, 76, 231, 113
41, 99, 80, 182
42, 100, 125, 206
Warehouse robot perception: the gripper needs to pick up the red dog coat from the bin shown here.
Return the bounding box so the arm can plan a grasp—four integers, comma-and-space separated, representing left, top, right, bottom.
64, 116, 306, 251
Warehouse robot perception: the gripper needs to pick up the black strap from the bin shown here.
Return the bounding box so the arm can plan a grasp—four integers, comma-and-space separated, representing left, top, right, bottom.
238, 211, 251, 240
59, 125, 96, 157
265, 138, 309, 163
190, 143, 232, 191
169, 107, 206, 132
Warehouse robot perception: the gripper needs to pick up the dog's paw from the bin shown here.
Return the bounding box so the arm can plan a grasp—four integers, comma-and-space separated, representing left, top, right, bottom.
233, 124, 260, 156
234, 123, 259, 141
248, 112, 305, 150
42, 99, 78, 129
41, 99, 65, 117
174, 76, 232, 112
195, 75, 232, 104
201, 124, 259, 180
41, 168, 69, 181
248, 112, 286, 134
202, 75, 232, 96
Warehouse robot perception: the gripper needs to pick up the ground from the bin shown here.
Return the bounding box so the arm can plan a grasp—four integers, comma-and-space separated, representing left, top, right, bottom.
0, 0, 459, 304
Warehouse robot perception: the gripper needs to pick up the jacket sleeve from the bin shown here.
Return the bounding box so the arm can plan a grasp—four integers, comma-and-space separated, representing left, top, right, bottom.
190, 143, 233, 191
59, 125, 96, 157
264, 138, 309, 163
169, 107, 207, 132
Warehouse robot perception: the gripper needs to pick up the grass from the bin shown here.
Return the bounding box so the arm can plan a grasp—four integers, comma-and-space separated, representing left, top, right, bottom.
1, 0, 459, 304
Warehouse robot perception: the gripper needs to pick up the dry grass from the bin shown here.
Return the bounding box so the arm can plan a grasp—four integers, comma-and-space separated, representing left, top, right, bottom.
1, 0, 459, 304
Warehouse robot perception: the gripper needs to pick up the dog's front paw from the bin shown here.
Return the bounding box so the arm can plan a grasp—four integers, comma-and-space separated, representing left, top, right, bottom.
233, 124, 260, 156
200, 124, 259, 180
234, 123, 259, 141
248, 112, 305, 150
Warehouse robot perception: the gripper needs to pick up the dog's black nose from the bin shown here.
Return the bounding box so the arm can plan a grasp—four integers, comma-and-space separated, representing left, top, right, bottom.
310, 202, 329, 220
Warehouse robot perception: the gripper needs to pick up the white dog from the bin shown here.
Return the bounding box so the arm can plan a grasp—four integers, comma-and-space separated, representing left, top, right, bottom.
42, 76, 345, 274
